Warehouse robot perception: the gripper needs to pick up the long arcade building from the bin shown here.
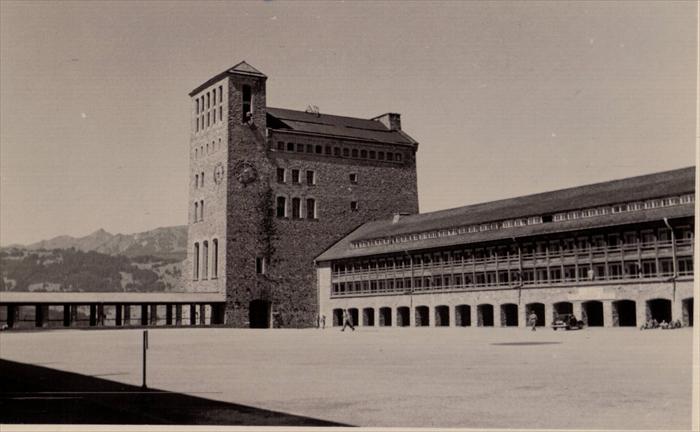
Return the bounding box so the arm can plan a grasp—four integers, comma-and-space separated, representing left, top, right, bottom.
316, 167, 695, 329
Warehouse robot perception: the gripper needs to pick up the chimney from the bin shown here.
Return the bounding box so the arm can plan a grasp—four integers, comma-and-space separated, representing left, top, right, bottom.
372, 113, 401, 131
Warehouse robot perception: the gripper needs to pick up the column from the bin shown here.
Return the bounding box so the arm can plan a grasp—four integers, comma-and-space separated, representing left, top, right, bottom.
470, 304, 479, 328
636, 299, 648, 329
175, 304, 183, 326
97, 304, 105, 326
150, 305, 158, 326
141, 304, 149, 325
573, 301, 583, 322
35, 304, 48, 328
603, 300, 614, 327
124, 305, 131, 326
63, 304, 71, 327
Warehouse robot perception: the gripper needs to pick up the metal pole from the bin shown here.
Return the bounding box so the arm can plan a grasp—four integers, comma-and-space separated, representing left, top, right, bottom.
142, 330, 148, 389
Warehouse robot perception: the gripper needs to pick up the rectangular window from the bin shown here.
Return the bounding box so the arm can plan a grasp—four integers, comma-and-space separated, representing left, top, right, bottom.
334, 147, 340, 156
292, 169, 300, 183
378, 151, 385, 160
277, 141, 285, 151
315, 145, 322, 154
212, 239, 218, 278
276, 197, 286, 218
342, 148, 350, 157
387, 152, 394, 161
256, 257, 266, 274
292, 197, 301, 218
306, 144, 313, 153
218, 106, 222, 121
360, 149, 367, 158
351, 148, 358, 158
349, 173, 358, 184
287, 142, 295, 152
202, 241, 209, 279
395, 153, 402, 162
297, 143, 304, 152
350, 201, 358, 211
193, 243, 200, 280
369, 150, 376, 159
325, 146, 332, 155
277, 168, 286, 183
242, 85, 252, 122
306, 170, 315, 185
306, 198, 316, 219
218, 85, 223, 103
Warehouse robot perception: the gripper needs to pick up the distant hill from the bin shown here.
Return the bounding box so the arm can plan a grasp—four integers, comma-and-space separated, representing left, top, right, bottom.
1, 248, 183, 292
25, 225, 187, 261
1, 225, 188, 293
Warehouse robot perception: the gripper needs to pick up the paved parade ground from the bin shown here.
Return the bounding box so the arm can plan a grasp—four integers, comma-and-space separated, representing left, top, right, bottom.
0, 326, 694, 429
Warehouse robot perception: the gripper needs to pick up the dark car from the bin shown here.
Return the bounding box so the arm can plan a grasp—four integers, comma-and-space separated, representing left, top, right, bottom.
551, 313, 584, 330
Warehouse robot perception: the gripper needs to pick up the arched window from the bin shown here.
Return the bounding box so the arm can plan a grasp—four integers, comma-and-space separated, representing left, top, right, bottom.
194, 202, 199, 222
200, 200, 204, 221
195, 174, 199, 188
201, 172, 204, 187
193, 243, 200, 280
202, 241, 209, 280
292, 198, 301, 219
306, 198, 316, 219
212, 239, 218, 278
276, 196, 287, 218
242, 85, 252, 122
218, 85, 223, 103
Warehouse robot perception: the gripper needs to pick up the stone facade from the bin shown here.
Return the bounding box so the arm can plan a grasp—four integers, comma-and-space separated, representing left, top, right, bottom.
186, 62, 419, 327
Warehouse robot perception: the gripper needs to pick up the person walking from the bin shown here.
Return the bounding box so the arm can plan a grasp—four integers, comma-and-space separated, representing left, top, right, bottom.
341, 309, 355, 331
528, 311, 538, 331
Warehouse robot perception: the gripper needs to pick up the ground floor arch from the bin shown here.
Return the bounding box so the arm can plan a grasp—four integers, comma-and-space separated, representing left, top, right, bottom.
435, 305, 449, 327
455, 305, 471, 327
682, 298, 693, 327
332, 308, 343, 327
249, 300, 271, 328
582, 300, 604, 326
415, 306, 429, 327
477, 304, 494, 327
379, 307, 392, 326
612, 300, 636, 327
645, 298, 672, 324
552, 301, 573, 322
348, 308, 359, 327
397, 306, 410, 327
362, 307, 375, 326
525, 303, 545, 327
500, 303, 518, 327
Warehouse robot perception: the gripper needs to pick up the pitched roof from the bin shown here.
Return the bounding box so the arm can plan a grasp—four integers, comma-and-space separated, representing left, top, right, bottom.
189, 61, 267, 96
267, 107, 418, 147
316, 166, 695, 261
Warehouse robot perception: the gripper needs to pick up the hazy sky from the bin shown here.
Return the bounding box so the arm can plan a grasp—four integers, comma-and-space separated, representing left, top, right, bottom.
0, 1, 696, 246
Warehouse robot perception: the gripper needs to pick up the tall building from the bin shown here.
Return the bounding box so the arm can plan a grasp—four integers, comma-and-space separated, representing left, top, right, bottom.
187, 62, 419, 327
316, 167, 695, 329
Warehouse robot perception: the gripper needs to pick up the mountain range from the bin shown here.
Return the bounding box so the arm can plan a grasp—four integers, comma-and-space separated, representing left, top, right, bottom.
22, 225, 188, 261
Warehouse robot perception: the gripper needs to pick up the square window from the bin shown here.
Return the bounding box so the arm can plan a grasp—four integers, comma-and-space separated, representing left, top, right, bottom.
315, 145, 322, 154
287, 142, 295, 152
296, 143, 304, 152
342, 148, 350, 157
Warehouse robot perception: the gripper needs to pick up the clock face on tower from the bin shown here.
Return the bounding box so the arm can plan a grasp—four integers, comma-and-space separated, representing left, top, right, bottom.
234, 161, 257, 185
214, 163, 225, 185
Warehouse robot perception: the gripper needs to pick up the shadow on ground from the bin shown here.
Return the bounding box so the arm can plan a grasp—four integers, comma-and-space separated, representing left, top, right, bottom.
0, 359, 348, 426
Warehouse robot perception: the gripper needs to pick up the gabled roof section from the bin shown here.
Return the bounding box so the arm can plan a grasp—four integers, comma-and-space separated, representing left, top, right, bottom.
229, 61, 266, 77
316, 166, 695, 261
189, 61, 266, 96
267, 107, 418, 147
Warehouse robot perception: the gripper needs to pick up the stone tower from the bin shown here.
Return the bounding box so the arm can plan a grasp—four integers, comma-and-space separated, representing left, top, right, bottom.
187, 61, 420, 327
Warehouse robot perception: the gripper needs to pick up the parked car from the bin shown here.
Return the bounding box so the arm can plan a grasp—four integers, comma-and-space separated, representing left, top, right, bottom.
551, 313, 584, 330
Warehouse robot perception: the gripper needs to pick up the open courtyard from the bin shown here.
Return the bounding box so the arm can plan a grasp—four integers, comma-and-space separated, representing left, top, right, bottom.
0, 326, 694, 429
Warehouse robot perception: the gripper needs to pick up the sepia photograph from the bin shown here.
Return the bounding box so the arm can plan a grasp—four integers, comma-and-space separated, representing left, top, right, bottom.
0, 1, 698, 431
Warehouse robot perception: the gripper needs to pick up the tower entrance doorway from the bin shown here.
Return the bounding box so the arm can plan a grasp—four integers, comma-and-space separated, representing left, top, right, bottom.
249, 300, 271, 328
